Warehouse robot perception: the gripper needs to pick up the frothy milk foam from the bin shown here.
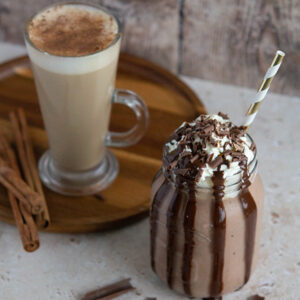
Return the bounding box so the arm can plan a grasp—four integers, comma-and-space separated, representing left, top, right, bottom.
25, 4, 121, 171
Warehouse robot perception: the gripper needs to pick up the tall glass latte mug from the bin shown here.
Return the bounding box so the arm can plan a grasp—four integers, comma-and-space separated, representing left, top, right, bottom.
24, 3, 149, 195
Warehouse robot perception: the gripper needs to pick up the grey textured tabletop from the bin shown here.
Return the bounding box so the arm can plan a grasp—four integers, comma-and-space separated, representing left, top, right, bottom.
0, 43, 299, 300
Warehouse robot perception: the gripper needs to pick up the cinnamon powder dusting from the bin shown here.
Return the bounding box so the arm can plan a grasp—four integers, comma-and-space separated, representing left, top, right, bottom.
28, 5, 118, 57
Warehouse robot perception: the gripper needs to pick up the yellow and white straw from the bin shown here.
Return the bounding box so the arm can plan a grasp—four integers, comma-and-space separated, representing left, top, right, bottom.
244, 50, 285, 129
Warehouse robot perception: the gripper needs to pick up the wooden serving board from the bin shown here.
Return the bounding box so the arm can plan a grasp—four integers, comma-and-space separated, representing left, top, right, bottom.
0, 53, 206, 233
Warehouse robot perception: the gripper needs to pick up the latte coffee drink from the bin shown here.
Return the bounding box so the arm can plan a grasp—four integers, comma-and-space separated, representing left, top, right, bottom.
150, 113, 264, 298
26, 4, 120, 171
24, 3, 149, 195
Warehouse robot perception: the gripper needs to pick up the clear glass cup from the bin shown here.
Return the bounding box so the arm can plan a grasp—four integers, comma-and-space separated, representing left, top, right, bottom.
24, 2, 149, 196
150, 135, 264, 298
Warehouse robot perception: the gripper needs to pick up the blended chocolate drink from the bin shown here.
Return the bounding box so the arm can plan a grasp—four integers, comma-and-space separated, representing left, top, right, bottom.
150, 113, 264, 298
25, 4, 120, 171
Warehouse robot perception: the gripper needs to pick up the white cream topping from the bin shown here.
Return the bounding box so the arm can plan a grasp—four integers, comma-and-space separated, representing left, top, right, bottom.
165, 114, 256, 189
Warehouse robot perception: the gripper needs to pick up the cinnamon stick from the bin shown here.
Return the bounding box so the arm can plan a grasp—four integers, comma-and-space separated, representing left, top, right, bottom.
10, 109, 50, 227
81, 278, 134, 300
0, 135, 39, 252
0, 157, 43, 214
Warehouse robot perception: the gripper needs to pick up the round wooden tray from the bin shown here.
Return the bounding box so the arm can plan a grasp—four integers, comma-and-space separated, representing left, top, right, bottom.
0, 53, 206, 233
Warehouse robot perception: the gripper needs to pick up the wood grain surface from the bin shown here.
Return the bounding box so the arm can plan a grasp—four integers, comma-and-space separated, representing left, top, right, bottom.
0, 54, 205, 233
0, 0, 298, 95
182, 0, 298, 96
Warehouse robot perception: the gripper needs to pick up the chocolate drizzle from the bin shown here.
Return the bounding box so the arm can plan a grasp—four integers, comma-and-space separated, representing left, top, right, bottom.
165, 183, 197, 294
166, 191, 182, 288
182, 186, 197, 295
150, 177, 169, 272
152, 168, 163, 185
210, 170, 226, 296
239, 159, 257, 283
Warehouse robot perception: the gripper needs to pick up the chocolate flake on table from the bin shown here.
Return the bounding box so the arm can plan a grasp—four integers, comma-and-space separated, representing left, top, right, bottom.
247, 295, 265, 300
163, 114, 255, 185
81, 278, 134, 300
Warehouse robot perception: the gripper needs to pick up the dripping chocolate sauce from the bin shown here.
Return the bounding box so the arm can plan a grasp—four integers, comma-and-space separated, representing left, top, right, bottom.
166, 191, 182, 288
152, 168, 163, 185
239, 158, 257, 283
150, 176, 169, 272
210, 170, 226, 296
181, 185, 197, 295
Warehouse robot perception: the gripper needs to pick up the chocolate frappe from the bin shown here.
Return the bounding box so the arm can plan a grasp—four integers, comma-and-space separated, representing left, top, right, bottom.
150, 113, 264, 298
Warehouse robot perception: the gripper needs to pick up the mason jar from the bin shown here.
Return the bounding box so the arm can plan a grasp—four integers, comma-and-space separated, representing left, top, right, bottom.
150, 139, 264, 298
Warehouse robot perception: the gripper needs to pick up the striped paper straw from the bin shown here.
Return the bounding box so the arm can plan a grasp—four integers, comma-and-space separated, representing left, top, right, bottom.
244, 50, 285, 128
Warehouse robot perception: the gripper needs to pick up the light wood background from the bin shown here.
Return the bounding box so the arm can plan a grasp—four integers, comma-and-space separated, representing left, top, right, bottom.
0, 0, 299, 96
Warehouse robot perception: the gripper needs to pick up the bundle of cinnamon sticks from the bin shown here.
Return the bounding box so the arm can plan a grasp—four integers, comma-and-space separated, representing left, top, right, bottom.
0, 108, 50, 252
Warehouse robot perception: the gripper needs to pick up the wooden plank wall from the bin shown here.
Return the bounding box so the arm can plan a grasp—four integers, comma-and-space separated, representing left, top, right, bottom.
0, 0, 299, 96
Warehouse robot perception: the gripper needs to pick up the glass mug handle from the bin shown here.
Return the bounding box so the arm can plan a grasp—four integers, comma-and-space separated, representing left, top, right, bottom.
105, 89, 149, 147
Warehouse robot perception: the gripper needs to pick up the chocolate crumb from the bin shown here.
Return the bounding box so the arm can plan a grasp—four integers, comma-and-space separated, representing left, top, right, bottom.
168, 160, 178, 170
208, 155, 223, 169
190, 154, 199, 163
250, 142, 256, 151
247, 295, 265, 300
231, 151, 245, 158
192, 143, 198, 153
202, 124, 214, 135
207, 153, 214, 162
271, 212, 279, 219
176, 169, 189, 176
218, 111, 229, 120
181, 150, 191, 158
218, 112, 229, 119
217, 130, 230, 136
233, 141, 244, 152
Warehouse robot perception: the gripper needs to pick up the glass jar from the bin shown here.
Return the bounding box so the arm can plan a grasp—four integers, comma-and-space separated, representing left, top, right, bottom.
150, 140, 264, 298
